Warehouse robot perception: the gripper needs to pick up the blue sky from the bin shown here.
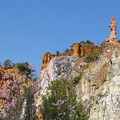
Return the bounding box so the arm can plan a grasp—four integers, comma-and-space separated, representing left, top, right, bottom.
0, 0, 120, 76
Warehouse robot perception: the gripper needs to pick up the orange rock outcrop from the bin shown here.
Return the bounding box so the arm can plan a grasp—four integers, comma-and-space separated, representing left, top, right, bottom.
40, 43, 102, 73
40, 52, 54, 73
73, 43, 81, 56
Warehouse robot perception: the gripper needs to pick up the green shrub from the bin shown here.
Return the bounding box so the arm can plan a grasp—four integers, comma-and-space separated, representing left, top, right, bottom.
16, 62, 29, 71
41, 79, 88, 120
16, 62, 31, 76
73, 74, 83, 84
86, 53, 99, 63
101, 41, 105, 47
65, 48, 70, 52
80, 40, 85, 44
99, 47, 103, 52
85, 40, 94, 45
3, 60, 12, 67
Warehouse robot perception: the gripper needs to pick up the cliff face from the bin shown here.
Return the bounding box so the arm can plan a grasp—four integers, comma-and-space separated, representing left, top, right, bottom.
0, 67, 33, 111
34, 17, 120, 120
34, 56, 79, 108
75, 43, 120, 120
40, 43, 101, 72
35, 43, 120, 120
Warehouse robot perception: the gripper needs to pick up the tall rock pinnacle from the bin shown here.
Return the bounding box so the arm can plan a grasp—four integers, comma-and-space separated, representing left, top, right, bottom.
105, 17, 118, 44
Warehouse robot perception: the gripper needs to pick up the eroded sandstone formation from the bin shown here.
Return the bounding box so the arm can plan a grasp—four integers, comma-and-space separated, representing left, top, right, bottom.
73, 43, 81, 56
40, 43, 101, 73
40, 52, 54, 73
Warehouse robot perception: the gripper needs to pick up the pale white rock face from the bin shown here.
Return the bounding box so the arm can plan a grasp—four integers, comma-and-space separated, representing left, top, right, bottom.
33, 45, 120, 120
88, 48, 120, 120
34, 56, 79, 107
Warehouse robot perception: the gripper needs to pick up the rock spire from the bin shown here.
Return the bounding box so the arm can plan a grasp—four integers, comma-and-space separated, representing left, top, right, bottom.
105, 17, 118, 44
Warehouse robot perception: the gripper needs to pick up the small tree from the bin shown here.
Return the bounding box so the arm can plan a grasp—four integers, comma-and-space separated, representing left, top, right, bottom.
56, 51, 60, 56
3, 59, 12, 67
12, 63, 16, 67
70, 44, 73, 51
80, 40, 85, 44
86, 40, 94, 45
101, 41, 105, 47
16, 62, 29, 71
41, 79, 88, 120
65, 48, 70, 52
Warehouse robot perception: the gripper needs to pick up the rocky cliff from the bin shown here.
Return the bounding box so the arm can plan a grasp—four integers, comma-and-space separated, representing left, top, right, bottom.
41, 43, 101, 72
76, 44, 120, 120
34, 56, 79, 107
0, 67, 33, 111
34, 17, 120, 120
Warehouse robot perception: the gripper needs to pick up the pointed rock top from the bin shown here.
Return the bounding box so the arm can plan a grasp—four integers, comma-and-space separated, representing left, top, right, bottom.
104, 17, 119, 47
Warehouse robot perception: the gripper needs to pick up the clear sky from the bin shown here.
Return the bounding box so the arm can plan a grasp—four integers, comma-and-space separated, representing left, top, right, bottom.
0, 0, 120, 76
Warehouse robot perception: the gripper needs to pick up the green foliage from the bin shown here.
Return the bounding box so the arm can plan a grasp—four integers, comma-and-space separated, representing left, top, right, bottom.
85, 40, 94, 45
12, 63, 16, 67
80, 40, 85, 44
65, 48, 70, 52
3, 59, 12, 67
16, 62, 31, 76
80, 40, 94, 45
73, 74, 83, 84
56, 51, 60, 56
86, 53, 99, 63
99, 46, 103, 52
118, 40, 120, 43
101, 41, 105, 47
24, 86, 37, 120
70, 45, 73, 51
16, 62, 29, 71
41, 79, 88, 120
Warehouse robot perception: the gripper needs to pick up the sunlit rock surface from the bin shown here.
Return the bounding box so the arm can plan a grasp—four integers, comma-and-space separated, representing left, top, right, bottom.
34, 56, 79, 107
34, 17, 120, 120
75, 46, 120, 120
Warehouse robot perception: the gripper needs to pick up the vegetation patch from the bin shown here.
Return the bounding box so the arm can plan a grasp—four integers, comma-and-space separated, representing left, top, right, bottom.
73, 74, 83, 84
40, 79, 88, 120
86, 53, 99, 63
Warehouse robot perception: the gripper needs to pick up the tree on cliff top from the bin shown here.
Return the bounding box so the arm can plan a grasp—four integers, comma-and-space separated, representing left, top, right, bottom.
3, 59, 12, 67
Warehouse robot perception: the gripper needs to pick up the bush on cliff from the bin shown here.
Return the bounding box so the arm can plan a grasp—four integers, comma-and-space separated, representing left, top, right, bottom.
3, 59, 12, 67
16, 62, 29, 71
41, 79, 88, 120
86, 53, 99, 63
